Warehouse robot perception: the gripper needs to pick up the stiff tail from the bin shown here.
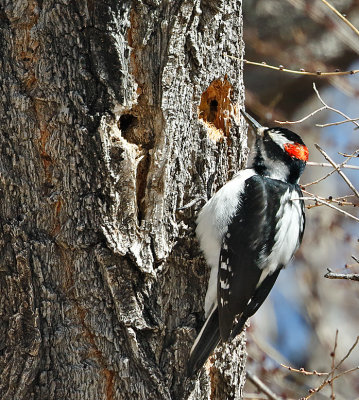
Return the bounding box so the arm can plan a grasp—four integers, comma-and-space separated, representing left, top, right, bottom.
187, 307, 220, 376
229, 269, 281, 341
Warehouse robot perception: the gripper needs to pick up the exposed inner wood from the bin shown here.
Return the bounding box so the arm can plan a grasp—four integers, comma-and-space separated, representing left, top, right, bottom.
198, 78, 237, 143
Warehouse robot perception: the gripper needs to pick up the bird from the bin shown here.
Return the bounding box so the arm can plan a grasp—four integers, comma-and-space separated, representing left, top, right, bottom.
187, 109, 308, 376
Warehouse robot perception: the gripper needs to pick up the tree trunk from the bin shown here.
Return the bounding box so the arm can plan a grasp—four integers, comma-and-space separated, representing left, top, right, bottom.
0, 0, 247, 399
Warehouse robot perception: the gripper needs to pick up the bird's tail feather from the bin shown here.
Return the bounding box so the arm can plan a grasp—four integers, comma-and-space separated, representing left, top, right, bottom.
187, 306, 220, 376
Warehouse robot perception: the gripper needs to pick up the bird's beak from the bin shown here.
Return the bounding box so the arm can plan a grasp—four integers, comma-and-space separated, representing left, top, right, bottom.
240, 109, 265, 137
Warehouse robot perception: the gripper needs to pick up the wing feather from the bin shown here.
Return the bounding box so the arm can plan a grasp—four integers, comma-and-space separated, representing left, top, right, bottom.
218, 176, 303, 341
218, 175, 269, 340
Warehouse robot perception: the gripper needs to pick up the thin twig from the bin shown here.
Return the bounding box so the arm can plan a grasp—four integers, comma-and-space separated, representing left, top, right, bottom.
276, 83, 359, 128
307, 161, 359, 170
317, 117, 359, 127
304, 366, 359, 399
246, 371, 283, 400
339, 152, 359, 158
325, 271, 359, 282
301, 192, 355, 202
306, 201, 357, 209
315, 143, 359, 199
303, 336, 359, 399
303, 164, 346, 188
275, 107, 326, 125
330, 366, 359, 383
312, 83, 359, 128
319, 0, 359, 37
243, 393, 274, 400
303, 150, 359, 187
330, 330, 338, 400
301, 190, 357, 208
280, 364, 327, 376
297, 196, 359, 222
334, 336, 359, 371
242, 59, 359, 77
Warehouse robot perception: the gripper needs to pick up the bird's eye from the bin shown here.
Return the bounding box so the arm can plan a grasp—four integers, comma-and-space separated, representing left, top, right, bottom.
263, 131, 271, 141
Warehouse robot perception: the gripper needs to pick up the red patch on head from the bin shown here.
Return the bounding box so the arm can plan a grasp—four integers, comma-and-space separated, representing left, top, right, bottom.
284, 143, 309, 161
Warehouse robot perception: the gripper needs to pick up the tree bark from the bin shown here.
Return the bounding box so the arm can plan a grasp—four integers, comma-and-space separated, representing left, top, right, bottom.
0, 0, 247, 399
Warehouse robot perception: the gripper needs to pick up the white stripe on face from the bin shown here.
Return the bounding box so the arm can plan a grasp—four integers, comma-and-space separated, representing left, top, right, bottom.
268, 129, 294, 149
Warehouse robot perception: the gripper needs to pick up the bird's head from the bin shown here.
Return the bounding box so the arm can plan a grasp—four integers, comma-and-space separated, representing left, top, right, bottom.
241, 110, 308, 184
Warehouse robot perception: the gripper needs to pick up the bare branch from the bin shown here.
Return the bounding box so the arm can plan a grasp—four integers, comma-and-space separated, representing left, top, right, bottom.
317, 117, 359, 128
304, 366, 359, 399
224, 54, 359, 79
315, 143, 359, 199
339, 152, 359, 158
303, 167, 346, 188
243, 393, 274, 400
307, 161, 359, 170
276, 83, 359, 128
303, 150, 359, 187
306, 200, 357, 209
330, 365, 359, 383
312, 83, 359, 128
275, 107, 326, 125
334, 336, 359, 371
280, 364, 327, 377
324, 271, 359, 282
301, 190, 357, 208
297, 196, 359, 222
246, 371, 283, 400
242, 59, 359, 77
330, 330, 339, 400
319, 0, 359, 37
303, 336, 359, 399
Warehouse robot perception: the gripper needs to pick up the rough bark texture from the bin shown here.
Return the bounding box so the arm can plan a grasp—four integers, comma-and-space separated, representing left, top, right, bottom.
0, 0, 247, 399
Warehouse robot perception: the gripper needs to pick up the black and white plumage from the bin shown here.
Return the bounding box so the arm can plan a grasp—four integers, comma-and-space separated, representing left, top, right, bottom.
188, 110, 308, 375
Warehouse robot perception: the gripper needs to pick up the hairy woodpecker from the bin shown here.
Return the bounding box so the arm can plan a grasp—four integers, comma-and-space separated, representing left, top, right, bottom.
187, 110, 308, 375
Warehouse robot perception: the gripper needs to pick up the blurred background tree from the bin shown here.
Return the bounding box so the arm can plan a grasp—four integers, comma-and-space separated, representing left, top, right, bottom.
241, 1, 359, 399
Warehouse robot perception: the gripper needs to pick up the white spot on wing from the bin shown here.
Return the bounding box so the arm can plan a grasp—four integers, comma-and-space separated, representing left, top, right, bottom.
220, 280, 229, 289
221, 261, 227, 270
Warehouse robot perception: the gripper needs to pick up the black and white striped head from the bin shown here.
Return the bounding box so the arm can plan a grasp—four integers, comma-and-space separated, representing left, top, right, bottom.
241, 110, 308, 184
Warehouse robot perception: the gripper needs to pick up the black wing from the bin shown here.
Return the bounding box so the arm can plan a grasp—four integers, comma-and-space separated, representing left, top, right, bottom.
218, 175, 291, 341
187, 307, 220, 376
229, 269, 280, 340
